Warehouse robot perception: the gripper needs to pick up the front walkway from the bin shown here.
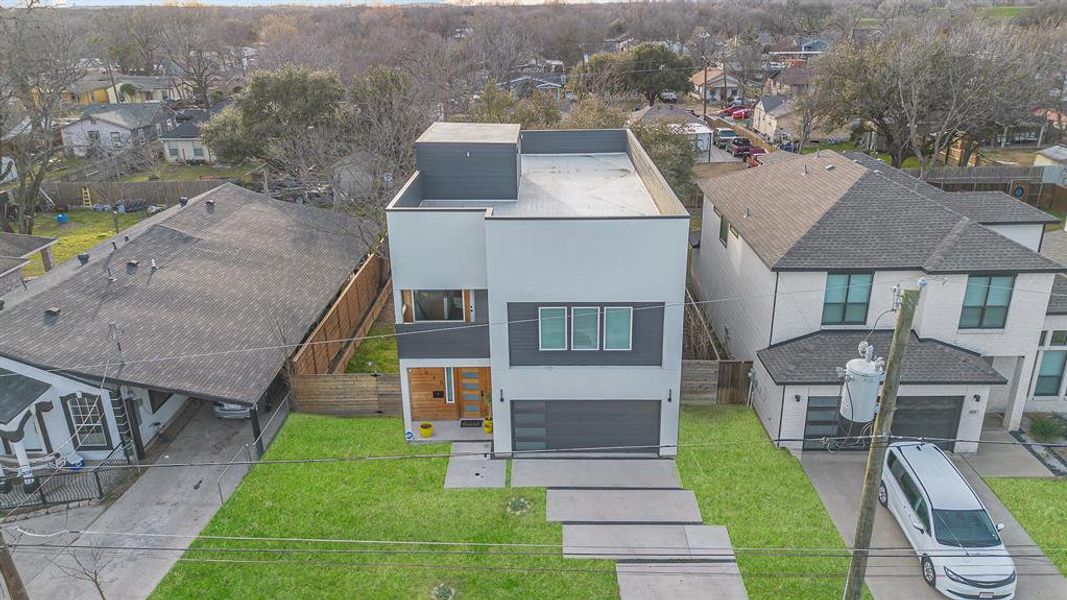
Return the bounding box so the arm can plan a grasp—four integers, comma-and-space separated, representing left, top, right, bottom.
803, 452, 1067, 600
8, 401, 267, 600
960, 415, 1054, 478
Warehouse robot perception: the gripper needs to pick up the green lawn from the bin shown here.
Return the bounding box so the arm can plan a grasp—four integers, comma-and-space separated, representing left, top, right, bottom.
345, 323, 399, 374
123, 162, 255, 183
22, 209, 150, 277
151, 415, 617, 600
984, 478, 1067, 576
678, 406, 870, 600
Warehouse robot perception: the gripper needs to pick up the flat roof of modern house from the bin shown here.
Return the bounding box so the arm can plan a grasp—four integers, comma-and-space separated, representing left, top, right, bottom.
416, 122, 521, 145
420, 153, 658, 217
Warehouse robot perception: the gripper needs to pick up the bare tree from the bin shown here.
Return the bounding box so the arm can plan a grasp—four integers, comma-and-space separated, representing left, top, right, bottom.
463, 10, 536, 83
0, 9, 88, 234
54, 541, 113, 600
158, 7, 224, 105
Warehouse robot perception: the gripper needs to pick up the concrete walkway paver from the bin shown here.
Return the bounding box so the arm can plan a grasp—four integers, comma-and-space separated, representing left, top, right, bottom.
616, 561, 748, 600
563, 524, 733, 560
803, 452, 1067, 600
511, 459, 681, 488
444, 441, 505, 488
961, 417, 1053, 478
547, 489, 702, 523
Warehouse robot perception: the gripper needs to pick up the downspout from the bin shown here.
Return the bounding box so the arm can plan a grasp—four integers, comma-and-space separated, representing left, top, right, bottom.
768, 272, 780, 346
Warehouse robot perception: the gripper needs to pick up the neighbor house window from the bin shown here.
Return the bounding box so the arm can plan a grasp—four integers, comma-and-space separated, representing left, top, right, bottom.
571, 307, 599, 350
604, 307, 634, 351
822, 273, 873, 325
1035, 351, 1067, 396
413, 290, 464, 321
538, 307, 567, 350
718, 214, 729, 247
110, 131, 122, 149
1051, 331, 1067, 346
63, 393, 110, 450
959, 275, 1014, 329
168, 147, 179, 157
193, 147, 204, 157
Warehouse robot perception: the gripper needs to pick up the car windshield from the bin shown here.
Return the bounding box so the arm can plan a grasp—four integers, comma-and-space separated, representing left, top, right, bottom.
932, 509, 1001, 548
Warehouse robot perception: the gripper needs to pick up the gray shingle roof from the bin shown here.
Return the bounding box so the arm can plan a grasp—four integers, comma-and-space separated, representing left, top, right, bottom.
0, 232, 56, 259
0, 184, 372, 404
756, 95, 790, 116
1048, 274, 1067, 315
0, 368, 50, 425
844, 153, 1057, 225
757, 330, 1007, 385
700, 151, 1064, 274
77, 103, 169, 131
0, 257, 26, 278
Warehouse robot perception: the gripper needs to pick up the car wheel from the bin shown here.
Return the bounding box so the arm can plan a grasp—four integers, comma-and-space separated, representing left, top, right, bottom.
921, 556, 936, 587
878, 482, 888, 507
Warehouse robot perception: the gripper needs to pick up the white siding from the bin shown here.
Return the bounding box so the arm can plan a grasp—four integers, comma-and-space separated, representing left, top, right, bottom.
689, 199, 777, 360
485, 217, 688, 455
162, 138, 215, 163
126, 387, 190, 446
986, 223, 1044, 252
60, 120, 133, 158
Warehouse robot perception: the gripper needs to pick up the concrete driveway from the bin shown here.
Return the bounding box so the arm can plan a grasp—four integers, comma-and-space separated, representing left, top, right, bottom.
802, 452, 1067, 600
7, 400, 274, 600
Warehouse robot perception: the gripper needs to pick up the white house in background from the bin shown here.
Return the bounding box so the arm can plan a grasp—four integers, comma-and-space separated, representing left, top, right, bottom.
690, 151, 1063, 454
106, 74, 189, 104
160, 104, 226, 164
60, 103, 175, 158
386, 123, 689, 456
628, 104, 713, 162
690, 69, 741, 103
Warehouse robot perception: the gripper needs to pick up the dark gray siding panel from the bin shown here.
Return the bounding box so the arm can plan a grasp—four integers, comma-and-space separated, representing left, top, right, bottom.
473, 290, 489, 323
416, 142, 518, 200
520, 129, 628, 155
395, 322, 490, 359
511, 399, 661, 452
507, 302, 663, 366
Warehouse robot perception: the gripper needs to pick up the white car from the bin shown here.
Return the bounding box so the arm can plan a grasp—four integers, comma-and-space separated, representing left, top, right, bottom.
880, 443, 1017, 599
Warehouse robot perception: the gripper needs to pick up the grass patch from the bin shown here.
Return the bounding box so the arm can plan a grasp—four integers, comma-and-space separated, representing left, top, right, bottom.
984, 478, 1067, 576
151, 415, 617, 600
678, 406, 870, 599
345, 323, 399, 374
123, 162, 255, 183
21, 209, 149, 277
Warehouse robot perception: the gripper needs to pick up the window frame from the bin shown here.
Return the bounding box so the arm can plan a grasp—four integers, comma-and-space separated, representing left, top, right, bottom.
538, 306, 567, 351
1034, 350, 1067, 397
959, 274, 1014, 330
411, 289, 465, 322
821, 272, 874, 326
569, 307, 600, 351
717, 211, 729, 247
603, 306, 634, 351
61, 393, 113, 451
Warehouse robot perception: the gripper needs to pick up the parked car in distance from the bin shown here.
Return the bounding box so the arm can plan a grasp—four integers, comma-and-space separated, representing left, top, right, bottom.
212, 401, 252, 420
727, 137, 752, 156
717, 106, 739, 117
778, 141, 800, 153
745, 147, 767, 164
660, 90, 679, 103
880, 443, 1016, 600
730, 108, 751, 120
714, 128, 738, 148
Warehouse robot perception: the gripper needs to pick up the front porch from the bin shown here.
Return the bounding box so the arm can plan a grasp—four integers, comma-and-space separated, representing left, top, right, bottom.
408, 419, 492, 443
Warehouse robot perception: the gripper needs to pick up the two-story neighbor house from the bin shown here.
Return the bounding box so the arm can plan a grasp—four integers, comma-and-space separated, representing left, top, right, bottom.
690, 150, 1063, 454
386, 123, 689, 456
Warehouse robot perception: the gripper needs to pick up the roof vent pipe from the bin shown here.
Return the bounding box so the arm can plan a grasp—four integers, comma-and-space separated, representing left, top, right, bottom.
178, 196, 189, 207
802, 164, 809, 175
150, 259, 158, 272
205, 199, 215, 213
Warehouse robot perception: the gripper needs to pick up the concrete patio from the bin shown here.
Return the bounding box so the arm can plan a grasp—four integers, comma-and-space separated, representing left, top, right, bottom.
443, 441, 505, 488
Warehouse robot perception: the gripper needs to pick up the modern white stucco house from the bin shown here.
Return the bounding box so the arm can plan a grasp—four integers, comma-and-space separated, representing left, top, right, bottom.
690, 150, 1063, 454
386, 123, 689, 456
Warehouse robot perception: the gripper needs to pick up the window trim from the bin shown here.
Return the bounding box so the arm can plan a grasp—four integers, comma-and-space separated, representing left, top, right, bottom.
718, 212, 729, 247
569, 307, 600, 351
1033, 350, 1067, 397
61, 393, 113, 452
603, 306, 634, 351
538, 306, 567, 351
821, 272, 874, 326
959, 274, 1014, 330
411, 289, 465, 323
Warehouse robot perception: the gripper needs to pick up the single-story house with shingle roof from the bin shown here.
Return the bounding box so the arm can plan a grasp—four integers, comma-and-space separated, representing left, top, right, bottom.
0, 232, 57, 295
160, 103, 227, 164
0, 184, 373, 477
690, 150, 1065, 454
59, 103, 176, 157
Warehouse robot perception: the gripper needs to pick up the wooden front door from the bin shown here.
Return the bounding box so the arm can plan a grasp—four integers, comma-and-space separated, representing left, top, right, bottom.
454, 367, 491, 419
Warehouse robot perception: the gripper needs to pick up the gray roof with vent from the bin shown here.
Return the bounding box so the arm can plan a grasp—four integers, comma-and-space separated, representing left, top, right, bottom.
757, 330, 1007, 385
699, 151, 1064, 274
0, 184, 372, 404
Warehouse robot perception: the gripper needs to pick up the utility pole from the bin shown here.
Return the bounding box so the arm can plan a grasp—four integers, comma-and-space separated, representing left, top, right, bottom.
0, 533, 28, 600
842, 286, 921, 600
702, 59, 709, 119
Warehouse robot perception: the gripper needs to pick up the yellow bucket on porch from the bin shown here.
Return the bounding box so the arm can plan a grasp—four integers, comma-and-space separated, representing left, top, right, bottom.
419, 422, 433, 438
483, 417, 493, 434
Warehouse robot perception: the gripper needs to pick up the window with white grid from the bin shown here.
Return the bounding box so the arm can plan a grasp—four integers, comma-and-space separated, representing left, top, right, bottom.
65, 394, 109, 449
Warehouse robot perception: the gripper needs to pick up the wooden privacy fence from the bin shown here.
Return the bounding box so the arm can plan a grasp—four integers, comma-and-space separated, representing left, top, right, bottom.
290, 254, 391, 376
290, 374, 401, 416
42, 179, 228, 209
680, 360, 752, 405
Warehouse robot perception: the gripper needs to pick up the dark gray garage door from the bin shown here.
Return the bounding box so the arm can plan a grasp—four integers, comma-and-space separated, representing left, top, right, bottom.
803, 396, 963, 451
511, 400, 660, 454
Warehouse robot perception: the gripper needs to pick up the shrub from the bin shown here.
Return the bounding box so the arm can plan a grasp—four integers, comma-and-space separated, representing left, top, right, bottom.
1029, 416, 1066, 443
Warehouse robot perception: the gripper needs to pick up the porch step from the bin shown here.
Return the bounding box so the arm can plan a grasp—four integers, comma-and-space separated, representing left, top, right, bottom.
563, 524, 733, 560
512, 459, 681, 488
547, 489, 702, 523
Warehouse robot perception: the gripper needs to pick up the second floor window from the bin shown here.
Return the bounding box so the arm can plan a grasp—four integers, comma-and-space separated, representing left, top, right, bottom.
959, 275, 1013, 329
413, 290, 464, 321
822, 273, 873, 325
